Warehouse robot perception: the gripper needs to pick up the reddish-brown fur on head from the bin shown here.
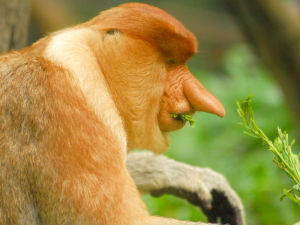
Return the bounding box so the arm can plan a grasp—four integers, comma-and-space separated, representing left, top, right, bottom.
87, 3, 197, 63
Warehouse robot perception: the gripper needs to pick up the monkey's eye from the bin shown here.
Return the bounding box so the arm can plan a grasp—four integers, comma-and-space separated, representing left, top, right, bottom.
167, 59, 176, 65
106, 29, 122, 35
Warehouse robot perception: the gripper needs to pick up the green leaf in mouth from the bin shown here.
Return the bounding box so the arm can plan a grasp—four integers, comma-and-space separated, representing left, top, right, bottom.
170, 113, 195, 127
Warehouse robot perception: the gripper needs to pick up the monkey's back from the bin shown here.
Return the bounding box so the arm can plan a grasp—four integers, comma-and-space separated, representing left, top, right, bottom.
0, 51, 54, 224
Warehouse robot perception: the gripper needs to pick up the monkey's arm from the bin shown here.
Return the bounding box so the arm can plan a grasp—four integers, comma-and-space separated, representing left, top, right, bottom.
126, 151, 245, 225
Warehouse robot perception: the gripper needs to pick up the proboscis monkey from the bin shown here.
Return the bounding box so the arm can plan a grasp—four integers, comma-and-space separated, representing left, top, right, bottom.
0, 2, 242, 225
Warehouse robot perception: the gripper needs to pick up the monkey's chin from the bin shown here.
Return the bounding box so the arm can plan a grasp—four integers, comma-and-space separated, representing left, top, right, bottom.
140, 131, 169, 154
158, 111, 186, 132
127, 126, 169, 154
149, 131, 169, 154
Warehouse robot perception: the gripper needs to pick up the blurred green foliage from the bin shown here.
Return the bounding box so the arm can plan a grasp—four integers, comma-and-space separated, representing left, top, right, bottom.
143, 44, 299, 225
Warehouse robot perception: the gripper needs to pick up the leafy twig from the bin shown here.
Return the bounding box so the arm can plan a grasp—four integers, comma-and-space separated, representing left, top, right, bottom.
237, 96, 300, 206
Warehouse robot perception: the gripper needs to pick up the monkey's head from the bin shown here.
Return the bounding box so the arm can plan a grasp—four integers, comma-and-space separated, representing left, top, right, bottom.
87, 3, 225, 153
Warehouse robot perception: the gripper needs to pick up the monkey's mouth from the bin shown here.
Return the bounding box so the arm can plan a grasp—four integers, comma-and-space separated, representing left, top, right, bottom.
158, 110, 194, 132
170, 113, 195, 127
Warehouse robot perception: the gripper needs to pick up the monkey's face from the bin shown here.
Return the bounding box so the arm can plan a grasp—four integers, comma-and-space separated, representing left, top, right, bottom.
98, 31, 224, 153
159, 65, 225, 132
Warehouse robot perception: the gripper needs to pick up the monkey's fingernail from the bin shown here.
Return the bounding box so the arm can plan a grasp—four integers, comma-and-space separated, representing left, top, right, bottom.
203, 201, 212, 210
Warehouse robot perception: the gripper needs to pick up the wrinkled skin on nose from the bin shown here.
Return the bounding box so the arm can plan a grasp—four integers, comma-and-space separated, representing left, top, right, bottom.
158, 66, 225, 132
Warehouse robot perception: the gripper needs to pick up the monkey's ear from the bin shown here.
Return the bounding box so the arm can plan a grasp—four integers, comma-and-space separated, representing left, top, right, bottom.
106, 29, 122, 35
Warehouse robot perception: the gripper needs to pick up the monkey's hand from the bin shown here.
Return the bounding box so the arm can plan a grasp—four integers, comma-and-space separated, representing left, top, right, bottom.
126, 151, 245, 225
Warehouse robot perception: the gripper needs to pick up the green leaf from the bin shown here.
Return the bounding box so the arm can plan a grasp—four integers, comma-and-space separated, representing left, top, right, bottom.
281, 186, 300, 206
170, 113, 195, 127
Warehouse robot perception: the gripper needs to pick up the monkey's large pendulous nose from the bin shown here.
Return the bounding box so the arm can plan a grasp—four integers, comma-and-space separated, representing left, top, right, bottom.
183, 75, 225, 117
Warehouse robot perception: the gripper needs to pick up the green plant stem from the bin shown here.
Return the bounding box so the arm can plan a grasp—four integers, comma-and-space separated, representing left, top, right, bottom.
237, 96, 300, 206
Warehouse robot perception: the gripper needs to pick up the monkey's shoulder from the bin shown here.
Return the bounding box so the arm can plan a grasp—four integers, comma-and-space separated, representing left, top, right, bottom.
1, 50, 50, 77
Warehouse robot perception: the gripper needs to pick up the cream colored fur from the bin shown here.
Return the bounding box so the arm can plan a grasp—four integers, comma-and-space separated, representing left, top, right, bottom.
44, 28, 127, 156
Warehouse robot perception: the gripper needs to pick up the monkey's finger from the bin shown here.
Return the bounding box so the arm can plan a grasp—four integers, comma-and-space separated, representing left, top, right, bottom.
195, 189, 213, 210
